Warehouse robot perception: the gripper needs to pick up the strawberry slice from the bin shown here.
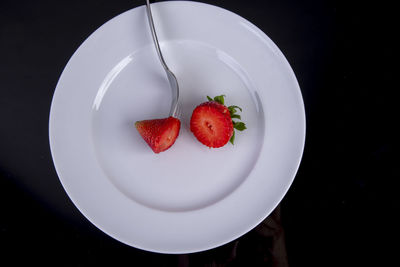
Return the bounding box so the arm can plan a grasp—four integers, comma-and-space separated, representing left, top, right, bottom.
190, 101, 233, 148
190, 95, 246, 148
135, 116, 181, 153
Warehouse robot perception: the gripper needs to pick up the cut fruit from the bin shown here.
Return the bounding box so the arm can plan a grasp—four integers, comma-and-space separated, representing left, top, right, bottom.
190, 95, 246, 148
190, 101, 234, 148
135, 116, 181, 153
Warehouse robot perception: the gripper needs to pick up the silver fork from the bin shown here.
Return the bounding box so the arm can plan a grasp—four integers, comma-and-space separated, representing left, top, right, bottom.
145, 0, 180, 118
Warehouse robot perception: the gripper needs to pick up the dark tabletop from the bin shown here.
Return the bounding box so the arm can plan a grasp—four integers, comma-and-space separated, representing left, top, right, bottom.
0, 0, 396, 266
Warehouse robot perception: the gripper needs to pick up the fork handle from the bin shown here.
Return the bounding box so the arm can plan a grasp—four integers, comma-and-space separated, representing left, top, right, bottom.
145, 0, 169, 72
145, 0, 179, 117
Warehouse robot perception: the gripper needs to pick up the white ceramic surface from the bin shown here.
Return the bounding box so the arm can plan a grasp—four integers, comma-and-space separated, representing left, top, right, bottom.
49, 1, 305, 253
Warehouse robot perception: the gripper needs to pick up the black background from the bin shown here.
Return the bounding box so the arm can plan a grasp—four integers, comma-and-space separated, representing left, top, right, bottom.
0, 0, 396, 266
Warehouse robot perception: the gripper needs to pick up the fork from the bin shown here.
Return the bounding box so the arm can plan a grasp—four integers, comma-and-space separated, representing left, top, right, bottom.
145, 0, 180, 118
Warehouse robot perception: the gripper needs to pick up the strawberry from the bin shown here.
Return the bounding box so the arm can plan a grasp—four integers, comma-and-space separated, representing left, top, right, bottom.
190, 95, 246, 148
135, 116, 181, 153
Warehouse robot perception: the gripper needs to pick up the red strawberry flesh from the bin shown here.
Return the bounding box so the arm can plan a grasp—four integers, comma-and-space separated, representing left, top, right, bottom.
135, 116, 180, 153
190, 101, 233, 148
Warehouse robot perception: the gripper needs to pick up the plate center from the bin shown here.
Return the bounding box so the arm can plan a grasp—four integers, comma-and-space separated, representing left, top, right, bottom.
92, 40, 265, 211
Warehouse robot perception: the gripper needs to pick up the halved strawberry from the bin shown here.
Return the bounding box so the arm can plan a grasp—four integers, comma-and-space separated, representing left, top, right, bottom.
135, 116, 181, 153
190, 95, 246, 148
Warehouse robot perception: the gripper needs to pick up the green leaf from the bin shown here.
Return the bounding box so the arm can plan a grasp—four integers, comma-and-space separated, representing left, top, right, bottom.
228, 106, 237, 115
233, 122, 247, 131
231, 114, 241, 120
228, 105, 242, 112
207, 96, 213, 101
213, 95, 225, 105
229, 131, 235, 145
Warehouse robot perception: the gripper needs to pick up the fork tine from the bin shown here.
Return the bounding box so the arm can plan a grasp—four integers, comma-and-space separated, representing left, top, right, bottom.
175, 102, 182, 120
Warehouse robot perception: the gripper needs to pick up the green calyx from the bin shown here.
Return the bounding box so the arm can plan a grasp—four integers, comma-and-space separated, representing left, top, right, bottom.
208, 95, 226, 105
206, 95, 247, 145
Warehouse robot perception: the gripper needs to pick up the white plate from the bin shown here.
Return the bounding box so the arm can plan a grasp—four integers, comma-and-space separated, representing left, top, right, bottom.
49, 1, 305, 253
